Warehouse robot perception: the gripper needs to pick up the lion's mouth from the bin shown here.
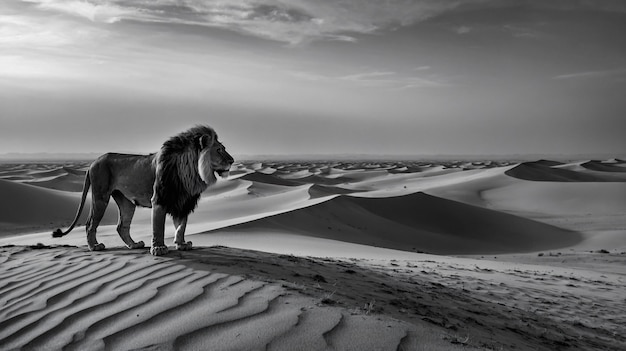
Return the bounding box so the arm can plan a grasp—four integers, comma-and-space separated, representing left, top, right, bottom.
215, 169, 230, 178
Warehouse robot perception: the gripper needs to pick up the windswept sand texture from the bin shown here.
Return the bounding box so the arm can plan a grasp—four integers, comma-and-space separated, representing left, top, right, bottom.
1, 158, 625, 350
0, 246, 446, 351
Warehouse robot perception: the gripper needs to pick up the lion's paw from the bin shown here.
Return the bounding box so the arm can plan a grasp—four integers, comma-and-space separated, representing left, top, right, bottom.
128, 241, 145, 249
176, 241, 193, 251
150, 245, 169, 256
90, 243, 106, 251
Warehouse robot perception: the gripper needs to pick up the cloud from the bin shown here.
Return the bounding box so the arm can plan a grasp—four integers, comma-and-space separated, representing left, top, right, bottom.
0, 15, 68, 46
455, 26, 471, 34
339, 71, 448, 89
398, 77, 449, 89
17, 0, 479, 44
340, 71, 396, 82
533, 0, 626, 13
0, 12, 108, 47
553, 68, 626, 80
22, 0, 137, 23
414, 66, 431, 71
290, 69, 448, 89
17, 0, 626, 45
503, 25, 542, 39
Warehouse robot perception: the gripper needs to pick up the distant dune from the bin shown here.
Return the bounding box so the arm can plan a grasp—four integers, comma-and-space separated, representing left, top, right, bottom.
219, 192, 580, 254
24, 173, 86, 192
0, 174, 116, 236
241, 172, 302, 186
1, 158, 624, 251
505, 161, 625, 182
582, 160, 626, 173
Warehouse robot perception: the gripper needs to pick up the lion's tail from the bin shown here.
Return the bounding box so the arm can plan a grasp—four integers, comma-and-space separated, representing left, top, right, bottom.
52, 170, 91, 238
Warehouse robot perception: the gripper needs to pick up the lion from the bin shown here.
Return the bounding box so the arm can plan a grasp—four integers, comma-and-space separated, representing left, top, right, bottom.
52, 125, 234, 256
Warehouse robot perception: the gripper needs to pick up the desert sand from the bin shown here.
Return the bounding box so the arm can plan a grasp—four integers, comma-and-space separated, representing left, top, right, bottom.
1, 158, 625, 350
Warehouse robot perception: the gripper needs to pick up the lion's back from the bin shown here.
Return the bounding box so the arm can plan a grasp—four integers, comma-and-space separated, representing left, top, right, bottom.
89, 153, 157, 206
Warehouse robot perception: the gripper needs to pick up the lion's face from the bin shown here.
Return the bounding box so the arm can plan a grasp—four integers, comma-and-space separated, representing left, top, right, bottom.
198, 138, 234, 184
209, 140, 234, 177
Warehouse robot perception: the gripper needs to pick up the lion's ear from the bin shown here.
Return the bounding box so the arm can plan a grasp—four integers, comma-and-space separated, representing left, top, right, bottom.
198, 134, 214, 150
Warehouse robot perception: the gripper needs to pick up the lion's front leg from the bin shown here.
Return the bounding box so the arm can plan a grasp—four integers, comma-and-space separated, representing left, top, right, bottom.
173, 216, 192, 251
150, 204, 169, 256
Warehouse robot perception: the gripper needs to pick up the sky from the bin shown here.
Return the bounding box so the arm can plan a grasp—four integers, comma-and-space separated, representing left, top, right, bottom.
1, 0, 625, 158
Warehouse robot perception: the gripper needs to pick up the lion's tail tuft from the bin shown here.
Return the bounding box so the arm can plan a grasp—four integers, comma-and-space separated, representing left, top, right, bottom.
52, 228, 66, 238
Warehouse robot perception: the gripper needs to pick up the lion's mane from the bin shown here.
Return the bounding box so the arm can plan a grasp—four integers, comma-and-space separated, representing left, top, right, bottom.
152, 125, 216, 219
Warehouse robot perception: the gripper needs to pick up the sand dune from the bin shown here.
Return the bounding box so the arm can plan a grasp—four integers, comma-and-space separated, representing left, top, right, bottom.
482, 181, 626, 216
338, 166, 507, 198
1, 158, 625, 350
26, 167, 69, 178
241, 172, 303, 187
23, 173, 86, 192
505, 161, 624, 182
277, 169, 318, 179
0, 246, 452, 351
216, 192, 581, 255
2, 244, 624, 350
0, 164, 88, 181
1, 158, 624, 252
582, 160, 626, 173
20, 166, 88, 192
0, 165, 30, 179
0, 164, 88, 192
0, 179, 116, 236
529, 159, 565, 167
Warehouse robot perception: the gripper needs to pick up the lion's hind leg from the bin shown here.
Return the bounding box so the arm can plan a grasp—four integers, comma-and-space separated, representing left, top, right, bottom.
112, 191, 145, 249
86, 194, 109, 251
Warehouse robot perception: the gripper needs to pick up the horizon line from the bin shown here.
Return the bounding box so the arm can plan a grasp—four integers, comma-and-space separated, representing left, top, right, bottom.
0, 151, 623, 162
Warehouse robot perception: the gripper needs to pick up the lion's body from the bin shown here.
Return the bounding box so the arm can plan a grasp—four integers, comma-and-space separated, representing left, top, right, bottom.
92, 153, 157, 208
53, 125, 233, 255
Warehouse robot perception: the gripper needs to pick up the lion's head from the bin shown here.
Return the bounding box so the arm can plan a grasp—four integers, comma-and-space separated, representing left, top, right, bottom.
198, 134, 234, 184
155, 125, 234, 219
